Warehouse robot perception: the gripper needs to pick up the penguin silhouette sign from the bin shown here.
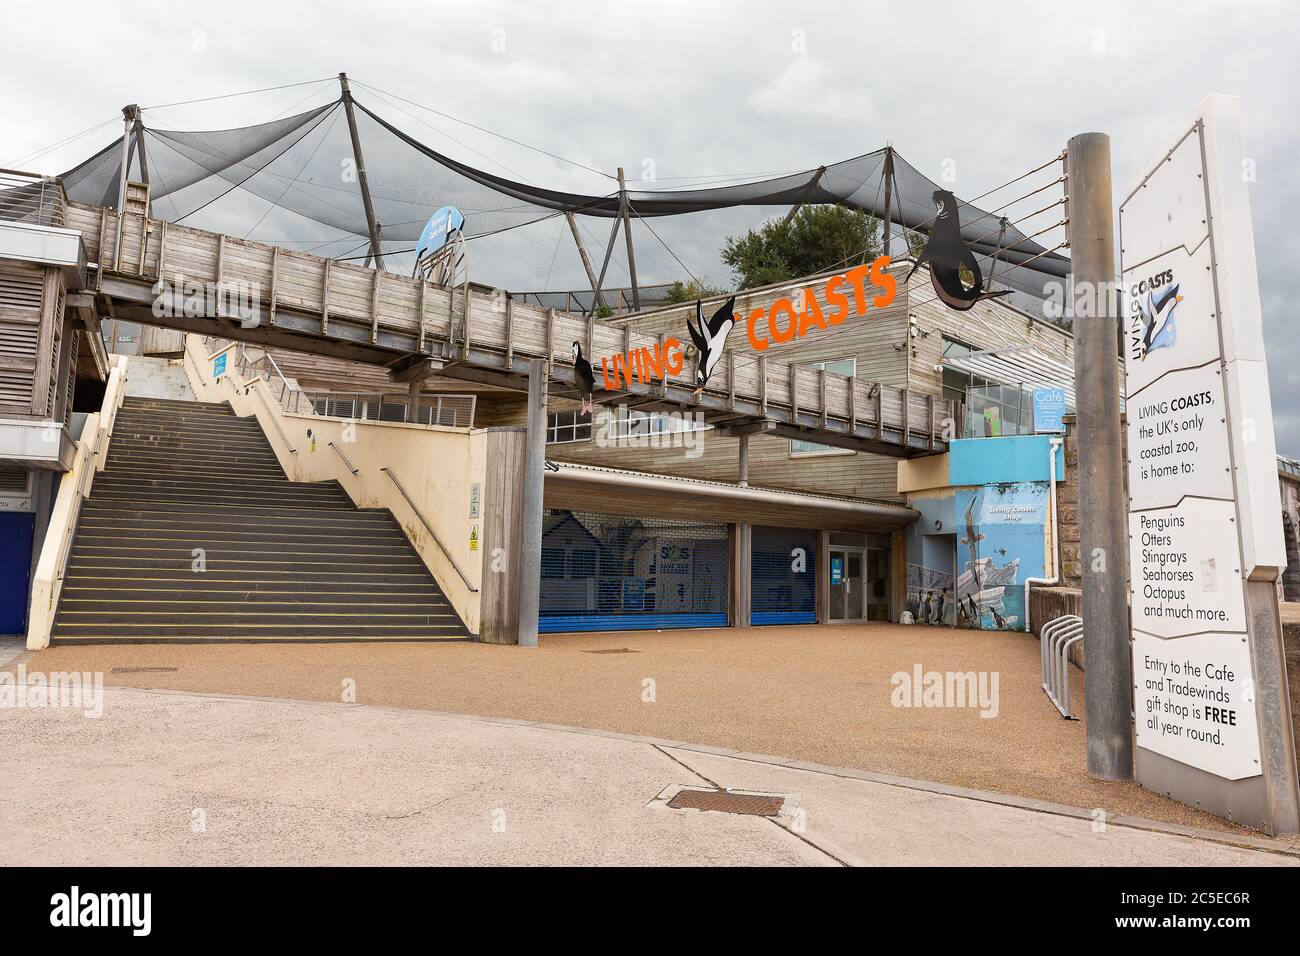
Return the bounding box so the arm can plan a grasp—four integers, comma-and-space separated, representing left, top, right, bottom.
686, 296, 737, 393
907, 190, 1011, 311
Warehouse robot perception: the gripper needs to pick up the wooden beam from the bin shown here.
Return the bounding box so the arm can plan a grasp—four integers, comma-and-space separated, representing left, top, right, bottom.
504, 296, 514, 369
268, 244, 280, 327
320, 258, 331, 334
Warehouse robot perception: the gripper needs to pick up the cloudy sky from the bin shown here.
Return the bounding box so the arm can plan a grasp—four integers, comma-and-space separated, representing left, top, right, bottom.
3, 1, 1299, 450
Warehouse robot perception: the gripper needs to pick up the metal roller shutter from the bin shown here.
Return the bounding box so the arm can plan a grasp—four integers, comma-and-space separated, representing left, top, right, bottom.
751, 526, 818, 625
539, 510, 728, 633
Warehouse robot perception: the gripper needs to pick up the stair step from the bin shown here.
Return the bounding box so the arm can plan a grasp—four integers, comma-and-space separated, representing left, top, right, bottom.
77, 508, 396, 528
64, 562, 431, 579
51, 623, 467, 639
63, 579, 441, 595
72, 539, 416, 557
59, 596, 451, 611
79, 501, 376, 520
55, 610, 459, 624
76, 523, 405, 541
121, 397, 229, 409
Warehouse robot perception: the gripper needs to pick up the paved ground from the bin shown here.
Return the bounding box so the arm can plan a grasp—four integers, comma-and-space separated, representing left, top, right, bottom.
9, 622, 1279, 835
0, 685, 1294, 866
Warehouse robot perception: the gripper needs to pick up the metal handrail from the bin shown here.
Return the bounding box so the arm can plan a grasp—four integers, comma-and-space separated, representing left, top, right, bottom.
249, 386, 297, 454
328, 440, 359, 475
380, 466, 478, 593
236, 346, 310, 416
0, 169, 67, 228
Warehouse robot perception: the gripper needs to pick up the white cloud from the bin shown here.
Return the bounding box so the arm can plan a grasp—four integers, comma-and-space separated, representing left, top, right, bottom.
745, 58, 873, 122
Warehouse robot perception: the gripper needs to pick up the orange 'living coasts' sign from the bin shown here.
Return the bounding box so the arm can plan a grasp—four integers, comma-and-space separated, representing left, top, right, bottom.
745, 255, 895, 352
600, 255, 896, 390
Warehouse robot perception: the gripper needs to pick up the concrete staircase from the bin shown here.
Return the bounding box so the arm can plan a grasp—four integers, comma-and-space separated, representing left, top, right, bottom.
52, 396, 467, 642
123, 355, 196, 402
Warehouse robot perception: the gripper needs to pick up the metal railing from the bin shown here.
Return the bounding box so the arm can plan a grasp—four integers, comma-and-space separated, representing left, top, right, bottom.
235, 345, 312, 416
304, 391, 476, 428
0, 169, 67, 228
1040, 614, 1083, 719
328, 440, 359, 475
380, 466, 478, 593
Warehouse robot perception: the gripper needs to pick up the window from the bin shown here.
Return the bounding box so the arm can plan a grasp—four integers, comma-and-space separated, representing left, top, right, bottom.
940, 338, 1035, 438
789, 358, 857, 456
547, 409, 591, 444
612, 408, 708, 439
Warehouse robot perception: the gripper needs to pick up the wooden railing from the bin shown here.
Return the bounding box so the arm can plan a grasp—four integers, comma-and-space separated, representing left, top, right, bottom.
68, 200, 954, 452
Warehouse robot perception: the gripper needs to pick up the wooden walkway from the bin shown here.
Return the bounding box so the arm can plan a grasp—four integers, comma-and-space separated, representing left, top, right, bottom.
67, 201, 955, 456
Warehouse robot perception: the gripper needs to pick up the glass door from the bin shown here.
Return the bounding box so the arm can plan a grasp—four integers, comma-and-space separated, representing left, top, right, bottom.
829, 547, 866, 622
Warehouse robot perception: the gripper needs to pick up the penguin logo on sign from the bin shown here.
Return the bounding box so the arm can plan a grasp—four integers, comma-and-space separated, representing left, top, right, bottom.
1135, 283, 1181, 360
686, 296, 737, 394
907, 190, 1012, 311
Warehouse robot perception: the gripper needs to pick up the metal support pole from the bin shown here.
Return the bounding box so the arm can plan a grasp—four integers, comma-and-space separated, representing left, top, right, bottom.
1068, 131, 1132, 781
132, 117, 150, 189
617, 168, 641, 312
516, 358, 547, 647
111, 105, 139, 275
881, 147, 894, 258
592, 215, 621, 308
737, 432, 749, 487
784, 165, 827, 226
566, 212, 604, 313
338, 73, 385, 270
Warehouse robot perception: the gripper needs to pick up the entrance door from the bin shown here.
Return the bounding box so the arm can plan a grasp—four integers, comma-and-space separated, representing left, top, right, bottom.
829, 547, 865, 622
0, 512, 35, 634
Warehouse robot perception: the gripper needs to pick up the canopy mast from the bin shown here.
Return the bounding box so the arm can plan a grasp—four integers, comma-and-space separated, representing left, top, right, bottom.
338, 72, 385, 269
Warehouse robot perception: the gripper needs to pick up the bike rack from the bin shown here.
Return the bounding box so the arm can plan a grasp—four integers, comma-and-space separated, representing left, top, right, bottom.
1040, 614, 1083, 720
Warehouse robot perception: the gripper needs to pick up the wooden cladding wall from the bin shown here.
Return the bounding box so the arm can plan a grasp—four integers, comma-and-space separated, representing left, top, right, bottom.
0, 260, 62, 419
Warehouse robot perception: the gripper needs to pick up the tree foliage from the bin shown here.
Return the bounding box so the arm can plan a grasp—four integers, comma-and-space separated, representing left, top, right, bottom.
721, 205, 880, 290
662, 278, 726, 305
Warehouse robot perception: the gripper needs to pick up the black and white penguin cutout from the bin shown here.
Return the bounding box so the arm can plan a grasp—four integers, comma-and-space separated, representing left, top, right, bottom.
686, 296, 737, 394
571, 341, 596, 414
906, 190, 1012, 311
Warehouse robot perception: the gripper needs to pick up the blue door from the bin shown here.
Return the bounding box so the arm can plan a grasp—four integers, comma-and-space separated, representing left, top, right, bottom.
0, 512, 35, 634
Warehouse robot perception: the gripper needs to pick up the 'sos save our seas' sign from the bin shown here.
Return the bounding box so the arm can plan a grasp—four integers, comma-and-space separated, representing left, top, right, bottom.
1120, 94, 1285, 783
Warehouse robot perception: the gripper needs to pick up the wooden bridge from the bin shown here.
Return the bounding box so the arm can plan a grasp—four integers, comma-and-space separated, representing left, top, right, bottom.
65, 198, 954, 457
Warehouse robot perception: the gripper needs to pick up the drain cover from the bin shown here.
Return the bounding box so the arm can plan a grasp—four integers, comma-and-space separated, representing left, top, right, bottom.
110, 667, 179, 674
668, 788, 784, 817
581, 648, 638, 655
